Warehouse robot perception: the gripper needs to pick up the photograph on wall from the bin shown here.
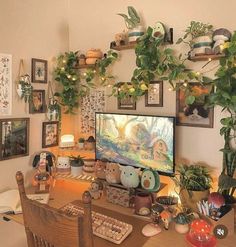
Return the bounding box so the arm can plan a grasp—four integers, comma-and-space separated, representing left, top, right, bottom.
176, 83, 214, 128
0, 54, 12, 115
0, 118, 29, 160
42, 121, 59, 148
31, 58, 48, 83
145, 81, 163, 107
29, 90, 46, 114
80, 89, 105, 135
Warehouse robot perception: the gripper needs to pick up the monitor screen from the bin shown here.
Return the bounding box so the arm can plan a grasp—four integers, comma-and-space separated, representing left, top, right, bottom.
95, 112, 175, 176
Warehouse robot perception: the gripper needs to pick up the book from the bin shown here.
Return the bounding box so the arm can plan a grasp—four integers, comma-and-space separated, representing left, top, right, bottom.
0, 189, 50, 214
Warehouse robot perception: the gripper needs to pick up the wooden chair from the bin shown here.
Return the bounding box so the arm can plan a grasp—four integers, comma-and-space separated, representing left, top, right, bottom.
16, 171, 94, 247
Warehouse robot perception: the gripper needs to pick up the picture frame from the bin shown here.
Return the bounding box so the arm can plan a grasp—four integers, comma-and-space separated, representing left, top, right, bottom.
145, 81, 163, 107
29, 90, 46, 114
176, 83, 214, 128
0, 118, 29, 160
117, 83, 136, 110
42, 121, 59, 148
31, 58, 48, 83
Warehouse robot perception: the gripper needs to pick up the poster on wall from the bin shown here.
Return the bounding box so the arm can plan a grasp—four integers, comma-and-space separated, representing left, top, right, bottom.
80, 89, 105, 135
0, 54, 12, 116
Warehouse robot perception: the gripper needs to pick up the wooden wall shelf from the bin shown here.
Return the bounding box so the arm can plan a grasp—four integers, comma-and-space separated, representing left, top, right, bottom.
75, 64, 95, 69
111, 41, 137, 51
189, 54, 225, 62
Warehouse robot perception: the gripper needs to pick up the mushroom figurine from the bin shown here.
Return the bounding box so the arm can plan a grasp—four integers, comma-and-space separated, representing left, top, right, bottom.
212, 28, 231, 54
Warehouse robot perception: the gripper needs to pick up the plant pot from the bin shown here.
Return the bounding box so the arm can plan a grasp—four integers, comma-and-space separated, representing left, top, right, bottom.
128, 25, 145, 42
71, 166, 83, 176
192, 35, 212, 56
175, 223, 189, 234
78, 142, 84, 149
17, 84, 23, 97
179, 189, 209, 212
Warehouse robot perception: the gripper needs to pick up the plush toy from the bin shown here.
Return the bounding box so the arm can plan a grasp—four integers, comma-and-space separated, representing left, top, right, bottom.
105, 163, 121, 184
120, 165, 140, 188
95, 159, 107, 179
89, 181, 103, 200
212, 28, 231, 54
141, 169, 160, 192
152, 22, 166, 38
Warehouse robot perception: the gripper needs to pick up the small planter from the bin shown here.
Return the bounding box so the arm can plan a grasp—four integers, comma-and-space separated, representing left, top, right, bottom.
192, 35, 212, 56
180, 189, 209, 212
128, 25, 145, 42
175, 223, 189, 234
70, 165, 83, 176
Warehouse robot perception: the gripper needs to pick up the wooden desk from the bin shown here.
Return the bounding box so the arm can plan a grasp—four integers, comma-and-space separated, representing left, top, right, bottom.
3, 178, 236, 247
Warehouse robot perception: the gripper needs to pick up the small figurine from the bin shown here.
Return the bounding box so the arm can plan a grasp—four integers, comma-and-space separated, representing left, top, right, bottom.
160, 210, 172, 230
120, 165, 140, 188
212, 28, 231, 54
114, 31, 127, 46
152, 22, 166, 38
141, 169, 160, 191
89, 181, 103, 200
95, 159, 107, 179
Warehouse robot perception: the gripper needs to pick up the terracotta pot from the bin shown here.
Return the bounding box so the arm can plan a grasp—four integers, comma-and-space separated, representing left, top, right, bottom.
180, 189, 209, 212
175, 223, 189, 234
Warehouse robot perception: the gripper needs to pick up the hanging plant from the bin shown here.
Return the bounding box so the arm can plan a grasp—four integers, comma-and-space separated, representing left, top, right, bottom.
17, 74, 33, 103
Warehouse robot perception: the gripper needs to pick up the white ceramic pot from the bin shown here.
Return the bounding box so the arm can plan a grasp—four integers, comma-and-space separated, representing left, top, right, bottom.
192, 35, 212, 56
71, 166, 83, 176
46, 109, 59, 121
175, 223, 189, 234
17, 84, 23, 97
128, 25, 145, 42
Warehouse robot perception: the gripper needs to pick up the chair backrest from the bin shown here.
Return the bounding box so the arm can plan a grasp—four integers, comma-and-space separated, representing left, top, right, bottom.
16, 171, 94, 247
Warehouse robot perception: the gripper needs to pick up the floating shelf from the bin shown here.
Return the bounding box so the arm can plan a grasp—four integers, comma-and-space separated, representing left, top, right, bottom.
189, 54, 225, 62
111, 41, 137, 51
75, 64, 95, 69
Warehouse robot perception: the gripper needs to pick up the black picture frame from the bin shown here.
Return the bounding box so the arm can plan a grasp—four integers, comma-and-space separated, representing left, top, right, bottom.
29, 90, 46, 114
31, 58, 48, 83
176, 83, 214, 128
42, 121, 59, 148
0, 118, 29, 160
145, 81, 163, 107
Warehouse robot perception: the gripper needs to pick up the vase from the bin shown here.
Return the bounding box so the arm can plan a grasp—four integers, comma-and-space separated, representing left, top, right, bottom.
175, 223, 189, 234
192, 35, 212, 56
180, 189, 209, 212
128, 25, 145, 42
71, 166, 83, 176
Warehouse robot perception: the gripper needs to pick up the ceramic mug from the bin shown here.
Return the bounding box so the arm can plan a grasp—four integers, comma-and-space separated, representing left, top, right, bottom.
134, 192, 152, 216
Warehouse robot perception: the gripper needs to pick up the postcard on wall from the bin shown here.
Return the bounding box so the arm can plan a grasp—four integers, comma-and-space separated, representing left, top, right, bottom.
0, 54, 12, 116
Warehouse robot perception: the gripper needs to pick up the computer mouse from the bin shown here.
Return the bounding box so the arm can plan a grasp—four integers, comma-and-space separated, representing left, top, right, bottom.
142, 223, 162, 237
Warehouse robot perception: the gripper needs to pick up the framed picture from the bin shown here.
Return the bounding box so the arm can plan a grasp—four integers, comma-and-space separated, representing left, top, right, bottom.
145, 81, 163, 107
0, 118, 29, 160
42, 121, 59, 148
29, 90, 46, 114
117, 83, 136, 110
176, 83, 214, 128
31, 58, 48, 83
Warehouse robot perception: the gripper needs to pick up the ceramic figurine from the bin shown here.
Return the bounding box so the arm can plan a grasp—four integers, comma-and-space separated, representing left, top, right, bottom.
212, 28, 231, 54
115, 31, 127, 46
120, 165, 140, 188
152, 22, 166, 38
95, 159, 107, 179
105, 163, 121, 184
89, 181, 103, 200
160, 210, 172, 230
141, 169, 160, 191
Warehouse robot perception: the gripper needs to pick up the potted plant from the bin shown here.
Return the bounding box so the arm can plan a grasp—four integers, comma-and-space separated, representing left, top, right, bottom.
177, 21, 213, 57
173, 164, 212, 211
173, 212, 192, 234
118, 6, 144, 43
78, 137, 85, 149
47, 98, 61, 121
69, 155, 84, 176
17, 74, 33, 103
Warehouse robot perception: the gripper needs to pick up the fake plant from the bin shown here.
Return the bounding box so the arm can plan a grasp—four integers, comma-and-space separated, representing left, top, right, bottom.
118, 6, 141, 29
17, 74, 33, 103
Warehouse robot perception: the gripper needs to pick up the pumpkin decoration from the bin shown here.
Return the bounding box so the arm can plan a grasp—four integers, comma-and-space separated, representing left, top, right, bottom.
141, 169, 160, 191
120, 165, 140, 188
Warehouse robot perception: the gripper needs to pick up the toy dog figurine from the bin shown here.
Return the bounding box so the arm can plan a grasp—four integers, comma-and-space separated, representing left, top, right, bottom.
160, 210, 172, 230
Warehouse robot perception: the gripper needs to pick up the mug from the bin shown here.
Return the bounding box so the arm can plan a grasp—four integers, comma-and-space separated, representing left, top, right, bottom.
134, 192, 152, 216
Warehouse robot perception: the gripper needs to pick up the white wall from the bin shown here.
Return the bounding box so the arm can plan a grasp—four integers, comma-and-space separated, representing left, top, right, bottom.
0, 0, 69, 190
68, 0, 236, 176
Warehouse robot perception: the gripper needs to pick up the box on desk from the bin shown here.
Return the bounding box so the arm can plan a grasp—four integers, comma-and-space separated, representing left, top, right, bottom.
106, 183, 135, 208
201, 208, 235, 236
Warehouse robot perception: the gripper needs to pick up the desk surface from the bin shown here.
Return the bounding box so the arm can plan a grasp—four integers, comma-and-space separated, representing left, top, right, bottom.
3, 178, 236, 247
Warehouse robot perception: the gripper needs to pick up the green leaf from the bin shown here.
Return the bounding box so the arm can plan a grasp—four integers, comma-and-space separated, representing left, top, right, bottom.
185, 95, 195, 105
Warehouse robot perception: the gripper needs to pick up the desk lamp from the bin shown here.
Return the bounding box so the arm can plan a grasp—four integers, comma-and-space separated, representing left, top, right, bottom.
60, 134, 75, 148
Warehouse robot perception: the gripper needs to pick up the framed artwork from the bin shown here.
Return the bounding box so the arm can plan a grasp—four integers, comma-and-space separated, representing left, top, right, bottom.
42, 121, 59, 148
0, 118, 29, 160
176, 83, 214, 128
0, 54, 12, 115
31, 58, 48, 83
117, 83, 136, 110
145, 81, 163, 107
29, 90, 46, 114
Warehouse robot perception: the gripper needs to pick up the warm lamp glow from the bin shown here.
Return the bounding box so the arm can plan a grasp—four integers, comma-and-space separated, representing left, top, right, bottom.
60, 134, 75, 148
